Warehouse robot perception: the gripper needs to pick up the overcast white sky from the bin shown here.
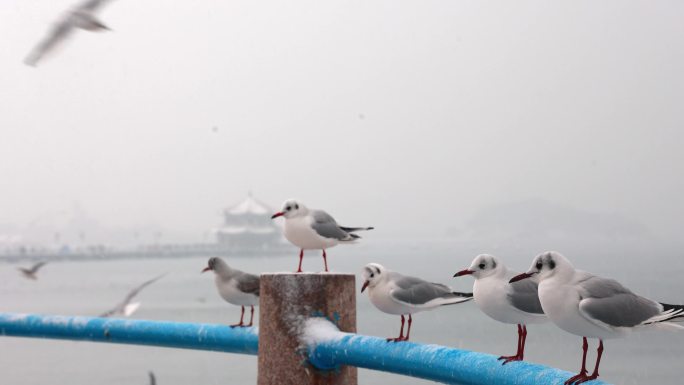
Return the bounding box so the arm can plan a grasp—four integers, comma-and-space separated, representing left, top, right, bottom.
1, 0, 683, 241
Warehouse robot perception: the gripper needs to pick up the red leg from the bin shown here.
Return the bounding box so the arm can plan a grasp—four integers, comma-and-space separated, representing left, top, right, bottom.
520, 325, 528, 359
576, 340, 604, 384
565, 337, 589, 385
296, 249, 304, 273
231, 306, 245, 327
499, 324, 524, 364
404, 314, 413, 341
322, 249, 329, 272
246, 306, 255, 327
387, 315, 405, 342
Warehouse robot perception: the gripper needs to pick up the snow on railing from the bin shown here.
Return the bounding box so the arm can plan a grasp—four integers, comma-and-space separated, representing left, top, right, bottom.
0, 313, 258, 354
302, 318, 610, 385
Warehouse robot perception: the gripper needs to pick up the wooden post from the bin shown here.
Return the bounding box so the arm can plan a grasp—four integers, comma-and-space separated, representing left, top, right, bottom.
257, 273, 357, 385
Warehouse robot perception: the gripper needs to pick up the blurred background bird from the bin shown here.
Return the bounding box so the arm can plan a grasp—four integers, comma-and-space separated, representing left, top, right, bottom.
24, 0, 117, 66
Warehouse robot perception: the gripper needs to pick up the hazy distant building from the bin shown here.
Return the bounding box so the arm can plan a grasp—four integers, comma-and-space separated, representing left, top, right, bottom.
214, 193, 283, 249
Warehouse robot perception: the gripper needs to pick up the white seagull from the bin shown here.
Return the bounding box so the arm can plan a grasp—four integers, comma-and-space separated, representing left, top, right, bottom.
24, 0, 116, 66
271, 199, 373, 272
362, 263, 472, 342
454, 254, 546, 364
17, 261, 48, 280
202, 257, 259, 327
100, 274, 166, 318
510, 251, 684, 385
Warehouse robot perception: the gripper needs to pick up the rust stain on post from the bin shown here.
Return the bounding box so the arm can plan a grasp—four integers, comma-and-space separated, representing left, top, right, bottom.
257, 273, 357, 385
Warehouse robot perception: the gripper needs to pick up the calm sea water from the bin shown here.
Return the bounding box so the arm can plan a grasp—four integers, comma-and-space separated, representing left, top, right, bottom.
1, 239, 683, 384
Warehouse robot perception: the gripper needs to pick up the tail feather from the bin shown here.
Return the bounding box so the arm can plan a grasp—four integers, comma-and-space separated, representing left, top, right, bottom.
644, 303, 684, 325
123, 302, 141, 317
440, 291, 474, 306
340, 226, 374, 233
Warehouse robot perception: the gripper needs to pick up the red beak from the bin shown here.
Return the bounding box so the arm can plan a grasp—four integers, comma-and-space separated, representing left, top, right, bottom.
454, 269, 474, 277
361, 281, 369, 293
201, 266, 211, 273
509, 272, 534, 283
271, 212, 284, 219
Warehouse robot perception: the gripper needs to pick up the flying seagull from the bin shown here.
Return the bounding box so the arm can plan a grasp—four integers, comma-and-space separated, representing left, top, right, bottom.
24, 0, 116, 66
99, 274, 166, 318
202, 257, 259, 327
361, 263, 472, 342
510, 251, 684, 384
17, 261, 48, 280
271, 199, 373, 272
454, 254, 546, 365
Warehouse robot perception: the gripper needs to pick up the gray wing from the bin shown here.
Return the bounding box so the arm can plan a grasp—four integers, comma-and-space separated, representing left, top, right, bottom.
236, 272, 260, 296
577, 275, 661, 327
311, 210, 352, 241
121, 274, 167, 306
507, 279, 544, 314
24, 18, 75, 66
100, 274, 166, 317
391, 274, 454, 305
29, 261, 48, 274
78, 0, 115, 12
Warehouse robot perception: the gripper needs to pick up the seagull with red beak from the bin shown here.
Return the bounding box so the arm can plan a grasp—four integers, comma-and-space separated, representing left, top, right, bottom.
510, 251, 684, 385
362, 263, 472, 342
202, 257, 260, 327
271, 199, 373, 272
454, 254, 546, 364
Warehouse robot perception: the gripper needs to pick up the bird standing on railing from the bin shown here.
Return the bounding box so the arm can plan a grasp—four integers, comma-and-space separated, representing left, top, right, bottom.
100, 274, 166, 318
202, 257, 259, 327
24, 0, 117, 66
510, 251, 684, 385
361, 263, 473, 342
454, 254, 546, 364
17, 261, 48, 280
271, 199, 373, 272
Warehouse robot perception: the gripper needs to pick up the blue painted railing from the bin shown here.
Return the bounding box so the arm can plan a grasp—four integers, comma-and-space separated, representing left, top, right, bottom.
0, 313, 258, 354
307, 332, 608, 385
0, 313, 608, 385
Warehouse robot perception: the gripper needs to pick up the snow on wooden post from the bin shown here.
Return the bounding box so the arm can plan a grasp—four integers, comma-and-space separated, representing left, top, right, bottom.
257, 273, 357, 385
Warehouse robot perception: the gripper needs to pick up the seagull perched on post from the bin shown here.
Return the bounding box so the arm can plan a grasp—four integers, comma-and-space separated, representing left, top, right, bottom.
24, 0, 116, 66
271, 199, 373, 272
17, 261, 48, 280
361, 263, 472, 342
99, 274, 166, 318
454, 254, 546, 364
202, 257, 260, 327
510, 251, 684, 384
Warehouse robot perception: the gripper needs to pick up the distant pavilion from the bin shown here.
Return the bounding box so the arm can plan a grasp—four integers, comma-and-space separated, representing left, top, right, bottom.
213, 193, 283, 249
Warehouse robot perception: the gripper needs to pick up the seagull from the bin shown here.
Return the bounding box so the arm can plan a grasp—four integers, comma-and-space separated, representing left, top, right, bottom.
17, 261, 48, 280
271, 199, 373, 272
361, 263, 472, 342
202, 257, 259, 327
510, 251, 684, 385
99, 274, 166, 318
24, 0, 116, 66
454, 254, 546, 364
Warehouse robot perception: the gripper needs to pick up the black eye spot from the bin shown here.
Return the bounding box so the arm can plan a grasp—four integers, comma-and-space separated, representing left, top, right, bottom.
549, 259, 556, 269
370, 273, 374, 278
286, 206, 291, 210
478, 263, 486, 269
536, 262, 543, 270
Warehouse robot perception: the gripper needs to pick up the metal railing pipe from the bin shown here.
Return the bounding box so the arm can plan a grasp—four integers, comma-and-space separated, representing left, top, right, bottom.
304, 319, 610, 385
0, 313, 258, 355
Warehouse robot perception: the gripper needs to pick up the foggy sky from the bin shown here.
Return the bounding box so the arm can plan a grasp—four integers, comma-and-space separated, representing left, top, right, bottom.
1, 0, 683, 241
